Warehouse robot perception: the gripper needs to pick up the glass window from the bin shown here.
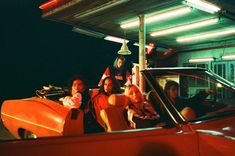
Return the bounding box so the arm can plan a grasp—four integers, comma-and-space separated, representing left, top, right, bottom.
151, 70, 235, 121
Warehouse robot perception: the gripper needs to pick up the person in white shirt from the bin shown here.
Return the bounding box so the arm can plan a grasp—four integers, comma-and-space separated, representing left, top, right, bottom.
61, 75, 88, 109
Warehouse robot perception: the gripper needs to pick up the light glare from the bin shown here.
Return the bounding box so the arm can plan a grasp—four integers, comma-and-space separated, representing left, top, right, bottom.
177, 28, 235, 42
189, 57, 214, 63
222, 54, 235, 60
121, 6, 191, 29
151, 18, 218, 37
185, 0, 221, 14
104, 36, 129, 44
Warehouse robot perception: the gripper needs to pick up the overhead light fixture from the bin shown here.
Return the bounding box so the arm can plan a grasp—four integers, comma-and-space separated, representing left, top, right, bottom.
133, 43, 154, 54
222, 54, 235, 60
72, 27, 105, 38
120, 6, 191, 29
39, 0, 57, 10
189, 57, 214, 63
104, 36, 129, 44
133, 43, 154, 49
151, 18, 219, 37
117, 39, 132, 55
177, 28, 235, 43
184, 0, 221, 14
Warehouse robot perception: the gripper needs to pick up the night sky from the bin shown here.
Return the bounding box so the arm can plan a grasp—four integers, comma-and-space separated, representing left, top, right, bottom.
0, 1, 139, 102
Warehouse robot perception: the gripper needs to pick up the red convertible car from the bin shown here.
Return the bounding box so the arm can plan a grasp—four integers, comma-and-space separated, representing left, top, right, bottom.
1, 67, 235, 156
1, 86, 85, 139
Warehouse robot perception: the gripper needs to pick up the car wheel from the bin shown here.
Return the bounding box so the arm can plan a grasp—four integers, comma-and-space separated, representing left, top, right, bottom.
24, 130, 37, 139
19, 129, 37, 139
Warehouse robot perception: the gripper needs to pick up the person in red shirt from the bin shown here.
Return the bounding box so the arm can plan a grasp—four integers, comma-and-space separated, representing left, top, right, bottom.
93, 76, 121, 128
98, 55, 131, 87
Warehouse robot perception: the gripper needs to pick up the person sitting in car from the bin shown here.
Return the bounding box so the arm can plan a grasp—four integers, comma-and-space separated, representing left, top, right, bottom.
164, 80, 216, 120
60, 75, 104, 133
60, 75, 90, 110
93, 76, 121, 128
98, 55, 131, 87
124, 84, 160, 129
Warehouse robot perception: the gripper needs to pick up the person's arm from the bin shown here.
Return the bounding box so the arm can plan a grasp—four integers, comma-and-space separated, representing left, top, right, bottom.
184, 89, 216, 108
124, 70, 132, 86
131, 116, 156, 128
63, 92, 82, 109
188, 90, 208, 102
127, 104, 159, 129
98, 67, 111, 86
93, 94, 109, 128
126, 108, 137, 128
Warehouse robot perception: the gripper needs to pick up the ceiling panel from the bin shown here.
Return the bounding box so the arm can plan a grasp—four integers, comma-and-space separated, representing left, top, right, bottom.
41, 0, 235, 51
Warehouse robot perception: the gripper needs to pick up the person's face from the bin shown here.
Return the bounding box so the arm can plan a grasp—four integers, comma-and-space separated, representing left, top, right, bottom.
104, 79, 113, 94
167, 86, 178, 100
127, 86, 143, 105
71, 79, 85, 95
117, 58, 124, 69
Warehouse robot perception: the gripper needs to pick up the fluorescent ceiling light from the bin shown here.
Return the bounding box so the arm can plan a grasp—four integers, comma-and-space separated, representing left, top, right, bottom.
72, 27, 105, 38
151, 18, 219, 37
177, 28, 235, 43
189, 57, 214, 63
120, 6, 191, 29
185, 0, 221, 14
104, 36, 129, 44
222, 54, 235, 60
216, 83, 223, 88
133, 43, 154, 49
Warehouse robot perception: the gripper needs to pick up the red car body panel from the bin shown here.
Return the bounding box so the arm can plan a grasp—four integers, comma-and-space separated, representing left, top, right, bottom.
1, 97, 84, 138
1, 68, 235, 155
0, 126, 199, 156
189, 115, 235, 156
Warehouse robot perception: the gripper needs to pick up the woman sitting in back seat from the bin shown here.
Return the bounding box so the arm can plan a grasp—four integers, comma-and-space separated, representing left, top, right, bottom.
60, 75, 90, 110
93, 76, 121, 128
124, 85, 160, 129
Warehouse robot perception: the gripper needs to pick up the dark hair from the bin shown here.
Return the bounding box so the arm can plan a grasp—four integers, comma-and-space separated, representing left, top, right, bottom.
113, 55, 126, 69
99, 76, 121, 95
164, 80, 179, 93
67, 75, 87, 92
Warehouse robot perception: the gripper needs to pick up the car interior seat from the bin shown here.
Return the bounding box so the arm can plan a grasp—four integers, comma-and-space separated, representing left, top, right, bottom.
100, 94, 131, 132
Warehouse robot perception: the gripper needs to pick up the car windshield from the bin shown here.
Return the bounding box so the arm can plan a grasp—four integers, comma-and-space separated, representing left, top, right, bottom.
148, 69, 235, 121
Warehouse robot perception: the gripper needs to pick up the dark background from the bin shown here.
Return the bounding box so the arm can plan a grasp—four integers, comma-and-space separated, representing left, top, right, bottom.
0, 0, 139, 102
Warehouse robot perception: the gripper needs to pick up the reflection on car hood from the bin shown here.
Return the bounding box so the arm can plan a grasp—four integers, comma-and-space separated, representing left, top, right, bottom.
194, 115, 235, 140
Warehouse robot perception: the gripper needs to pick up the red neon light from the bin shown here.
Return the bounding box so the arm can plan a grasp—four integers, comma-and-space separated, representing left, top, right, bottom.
146, 43, 155, 54
163, 52, 168, 56
39, 0, 58, 10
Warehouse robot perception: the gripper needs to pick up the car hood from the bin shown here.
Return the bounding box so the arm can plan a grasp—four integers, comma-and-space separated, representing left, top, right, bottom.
191, 114, 235, 139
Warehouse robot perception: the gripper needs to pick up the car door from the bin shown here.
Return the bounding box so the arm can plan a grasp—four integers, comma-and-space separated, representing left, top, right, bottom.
189, 114, 235, 156
0, 123, 199, 156
1, 78, 199, 156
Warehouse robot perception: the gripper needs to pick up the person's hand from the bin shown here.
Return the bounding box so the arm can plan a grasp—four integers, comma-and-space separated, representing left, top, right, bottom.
205, 89, 217, 95
59, 97, 65, 102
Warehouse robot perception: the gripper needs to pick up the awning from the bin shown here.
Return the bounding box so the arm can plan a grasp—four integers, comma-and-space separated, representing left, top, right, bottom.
40, 0, 235, 52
